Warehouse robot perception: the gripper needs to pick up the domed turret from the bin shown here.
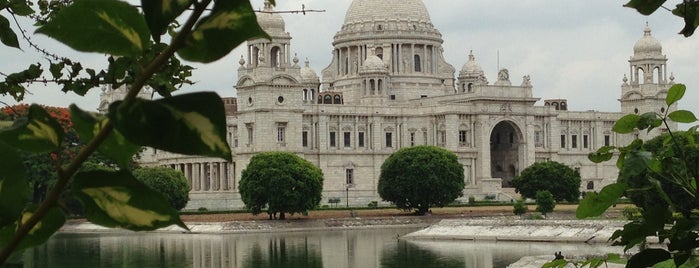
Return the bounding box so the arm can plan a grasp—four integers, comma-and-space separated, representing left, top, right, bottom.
633, 24, 662, 56
360, 51, 387, 74
300, 59, 319, 83
256, 1, 286, 37
460, 50, 484, 76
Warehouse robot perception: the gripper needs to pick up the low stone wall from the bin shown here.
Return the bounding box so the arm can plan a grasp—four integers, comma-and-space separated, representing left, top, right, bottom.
402, 218, 627, 243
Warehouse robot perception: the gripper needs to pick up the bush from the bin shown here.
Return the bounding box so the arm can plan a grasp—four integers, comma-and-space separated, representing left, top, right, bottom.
239, 152, 324, 220
367, 201, 378, 208
468, 196, 476, 205
622, 206, 643, 221
378, 146, 465, 215
511, 161, 581, 202
513, 200, 528, 216
535, 190, 555, 217
197, 207, 208, 212
132, 167, 190, 211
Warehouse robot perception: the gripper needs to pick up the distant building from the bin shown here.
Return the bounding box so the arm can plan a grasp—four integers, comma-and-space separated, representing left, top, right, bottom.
108, 0, 677, 210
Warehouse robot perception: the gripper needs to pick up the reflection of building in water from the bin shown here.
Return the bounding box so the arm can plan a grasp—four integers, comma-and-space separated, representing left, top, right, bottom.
130, 0, 678, 210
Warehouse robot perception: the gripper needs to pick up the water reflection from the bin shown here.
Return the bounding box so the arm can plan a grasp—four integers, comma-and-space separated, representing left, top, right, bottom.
23, 228, 621, 268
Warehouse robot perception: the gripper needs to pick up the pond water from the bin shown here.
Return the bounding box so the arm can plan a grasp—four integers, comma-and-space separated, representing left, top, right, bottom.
22, 227, 621, 268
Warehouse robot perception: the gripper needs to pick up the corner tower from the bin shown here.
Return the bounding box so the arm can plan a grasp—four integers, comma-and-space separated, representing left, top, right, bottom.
620, 24, 678, 138
321, 0, 455, 104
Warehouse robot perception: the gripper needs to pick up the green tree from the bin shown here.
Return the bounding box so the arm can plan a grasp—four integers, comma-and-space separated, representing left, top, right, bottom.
535, 190, 555, 217
576, 84, 699, 267
0, 0, 269, 263
513, 200, 528, 217
239, 152, 324, 220
133, 167, 190, 211
378, 146, 465, 215
511, 161, 581, 202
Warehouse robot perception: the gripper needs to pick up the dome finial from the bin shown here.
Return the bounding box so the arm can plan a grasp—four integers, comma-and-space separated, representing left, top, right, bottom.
264, 1, 273, 10
305, 58, 310, 67
468, 50, 475, 61
644, 22, 652, 36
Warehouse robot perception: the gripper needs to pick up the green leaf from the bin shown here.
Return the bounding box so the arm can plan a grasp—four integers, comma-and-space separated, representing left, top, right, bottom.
0, 141, 28, 227
141, 0, 192, 43
9, 0, 34, 16
70, 105, 140, 168
49, 62, 64, 79
178, 0, 269, 63
666, 84, 686, 106
73, 170, 188, 231
0, 104, 64, 153
613, 114, 640, 134
541, 259, 567, 268
35, 0, 150, 56
576, 182, 627, 219
668, 110, 698, 123
588, 146, 615, 163
673, 1, 699, 37
0, 15, 19, 49
0, 206, 65, 253
627, 248, 670, 268
108, 92, 232, 161
624, 0, 667, 15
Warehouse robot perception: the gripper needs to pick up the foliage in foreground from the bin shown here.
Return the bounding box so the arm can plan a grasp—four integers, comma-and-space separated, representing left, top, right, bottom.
239, 152, 324, 220
378, 146, 465, 215
572, 84, 699, 267
133, 167, 190, 211
0, 0, 272, 264
511, 161, 581, 202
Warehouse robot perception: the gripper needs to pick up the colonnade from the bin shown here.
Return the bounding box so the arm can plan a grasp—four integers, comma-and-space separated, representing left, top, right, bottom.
168, 162, 235, 192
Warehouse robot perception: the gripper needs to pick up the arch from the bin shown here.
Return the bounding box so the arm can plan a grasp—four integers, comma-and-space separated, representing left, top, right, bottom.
461, 83, 466, 93
302, 89, 308, 101
552, 102, 559, 110
333, 95, 342, 104
270, 46, 281, 67
637, 67, 645, 84
344, 57, 349, 75
490, 120, 524, 187
370, 79, 376, 95
414, 54, 421, 72
586, 181, 594, 190
467, 83, 473, 92
324, 95, 332, 104
309, 89, 314, 101
377, 79, 383, 94
560, 101, 567, 110
653, 66, 661, 84
251, 46, 260, 66
376, 47, 383, 60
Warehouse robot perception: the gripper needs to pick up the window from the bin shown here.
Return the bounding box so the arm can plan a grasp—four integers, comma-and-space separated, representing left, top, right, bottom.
324, 95, 332, 104
423, 131, 428, 145
583, 135, 589, 149
358, 132, 365, 147
277, 124, 286, 144
459, 130, 467, 146
232, 126, 238, 148
571, 135, 577, 148
410, 132, 416, 146
587, 181, 594, 190
438, 131, 446, 147
414, 55, 421, 72
345, 169, 354, 185
302, 131, 308, 147
604, 135, 611, 146
329, 131, 336, 147
343, 132, 351, 147
534, 131, 542, 147
246, 124, 254, 145
385, 132, 393, 148
333, 95, 342, 104
560, 135, 566, 148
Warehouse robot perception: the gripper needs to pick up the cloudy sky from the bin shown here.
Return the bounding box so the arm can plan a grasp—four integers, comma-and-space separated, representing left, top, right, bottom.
1, 0, 697, 121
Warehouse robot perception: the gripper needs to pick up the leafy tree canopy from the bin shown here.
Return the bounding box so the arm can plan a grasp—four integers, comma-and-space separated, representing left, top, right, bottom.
239, 152, 323, 220
378, 146, 465, 215
133, 167, 190, 211
511, 161, 581, 202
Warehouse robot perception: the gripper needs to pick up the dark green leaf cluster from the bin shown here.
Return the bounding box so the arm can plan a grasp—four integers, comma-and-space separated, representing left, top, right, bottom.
378, 146, 465, 215
512, 200, 528, 216
625, 0, 699, 37
576, 83, 699, 267
511, 161, 581, 202
133, 167, 190, 211
535, 190, 555, 216
239, 152, 324, 220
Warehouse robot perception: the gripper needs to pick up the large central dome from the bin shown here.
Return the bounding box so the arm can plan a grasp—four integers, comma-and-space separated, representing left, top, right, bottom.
344, 0, 432, 24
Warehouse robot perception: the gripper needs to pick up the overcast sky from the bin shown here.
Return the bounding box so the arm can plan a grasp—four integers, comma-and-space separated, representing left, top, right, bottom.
1, 0, 697, 121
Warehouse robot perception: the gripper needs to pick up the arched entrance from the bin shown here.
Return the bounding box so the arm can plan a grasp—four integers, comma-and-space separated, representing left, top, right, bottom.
490, 121, 522, 187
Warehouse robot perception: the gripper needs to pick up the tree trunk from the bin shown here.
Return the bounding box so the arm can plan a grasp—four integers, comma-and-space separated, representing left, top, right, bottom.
279, 212, 286, 220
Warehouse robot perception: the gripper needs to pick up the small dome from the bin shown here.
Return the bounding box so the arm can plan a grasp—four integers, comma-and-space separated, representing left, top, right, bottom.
360, 54, 387, 74
460, 50, 483, 75
256, 1, 285, 36
633, 25, 662, 55
300, 59, 319, 82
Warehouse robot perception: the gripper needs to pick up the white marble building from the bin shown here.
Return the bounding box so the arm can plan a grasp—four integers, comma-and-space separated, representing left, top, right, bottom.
127, 0, 677, 210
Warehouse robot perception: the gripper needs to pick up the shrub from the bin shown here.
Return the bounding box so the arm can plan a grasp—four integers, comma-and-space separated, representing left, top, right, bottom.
132, 167, 190, 211
513, 200, 528, 216
535, 190, 555, 217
